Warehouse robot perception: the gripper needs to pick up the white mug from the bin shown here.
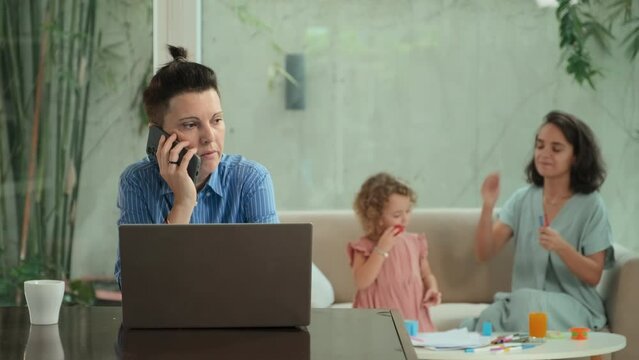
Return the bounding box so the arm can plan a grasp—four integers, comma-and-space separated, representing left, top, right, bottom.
23, 280, 65, 325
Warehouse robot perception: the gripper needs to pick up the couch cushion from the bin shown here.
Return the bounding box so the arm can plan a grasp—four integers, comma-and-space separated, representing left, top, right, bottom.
430, 303, 489, 331
280, 210, 360, 303
279, 209, 514, 304
329, 302, 353, 309
422, 209, 514, 303
328, 302, 489, 332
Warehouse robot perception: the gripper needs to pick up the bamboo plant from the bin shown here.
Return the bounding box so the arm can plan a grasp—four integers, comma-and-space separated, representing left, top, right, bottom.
0, 0, 99, 305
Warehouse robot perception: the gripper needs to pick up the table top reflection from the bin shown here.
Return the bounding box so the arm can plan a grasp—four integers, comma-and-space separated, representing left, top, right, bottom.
0, 306, 416, 360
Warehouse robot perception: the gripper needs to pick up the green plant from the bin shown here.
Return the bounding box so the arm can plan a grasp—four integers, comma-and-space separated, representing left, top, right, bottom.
556, 0, 639, 88
0, 0, 99, 305
65, 279, 96, 306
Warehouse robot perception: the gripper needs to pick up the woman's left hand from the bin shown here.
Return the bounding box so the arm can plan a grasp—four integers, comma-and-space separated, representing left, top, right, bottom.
538, 226, 569, 253
422, 288, 442, 307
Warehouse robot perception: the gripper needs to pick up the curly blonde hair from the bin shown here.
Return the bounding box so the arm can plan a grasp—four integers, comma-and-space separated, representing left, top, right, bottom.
353, 172, 416, 240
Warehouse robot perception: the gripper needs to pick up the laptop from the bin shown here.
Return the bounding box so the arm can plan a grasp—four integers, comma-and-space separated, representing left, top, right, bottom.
118, 326, 310, 359
118, 223, 312, 329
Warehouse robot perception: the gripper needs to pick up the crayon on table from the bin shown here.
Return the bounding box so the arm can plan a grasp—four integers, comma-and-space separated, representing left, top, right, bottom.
492, 344, 536, 353
464, 344, 535, 353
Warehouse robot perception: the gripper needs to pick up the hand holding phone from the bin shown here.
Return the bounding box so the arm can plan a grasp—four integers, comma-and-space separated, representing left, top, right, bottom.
146, 125, 201, 183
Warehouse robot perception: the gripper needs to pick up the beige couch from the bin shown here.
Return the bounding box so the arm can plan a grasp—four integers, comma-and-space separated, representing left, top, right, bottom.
280, 209, 639, 360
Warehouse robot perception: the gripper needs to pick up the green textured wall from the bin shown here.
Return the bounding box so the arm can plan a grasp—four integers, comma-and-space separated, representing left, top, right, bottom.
69, 0, 638, 277
202, 0, 638, 250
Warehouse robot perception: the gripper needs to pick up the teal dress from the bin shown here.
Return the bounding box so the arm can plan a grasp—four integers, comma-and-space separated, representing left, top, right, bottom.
467, 185, 614, 332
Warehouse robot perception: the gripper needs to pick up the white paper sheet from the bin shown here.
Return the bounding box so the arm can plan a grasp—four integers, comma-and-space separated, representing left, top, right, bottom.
411, 328, 492, 349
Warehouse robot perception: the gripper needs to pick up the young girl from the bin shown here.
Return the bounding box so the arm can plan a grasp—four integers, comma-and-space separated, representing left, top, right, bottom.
347, 172, 441, 332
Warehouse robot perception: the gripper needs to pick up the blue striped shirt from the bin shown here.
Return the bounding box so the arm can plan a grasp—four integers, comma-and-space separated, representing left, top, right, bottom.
114, 153, 278, 286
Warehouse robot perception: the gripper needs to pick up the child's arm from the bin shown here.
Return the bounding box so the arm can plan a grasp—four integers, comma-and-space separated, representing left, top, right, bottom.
420, 257, 442, 306
351, 227, 397, 290
351, 251, 388, 290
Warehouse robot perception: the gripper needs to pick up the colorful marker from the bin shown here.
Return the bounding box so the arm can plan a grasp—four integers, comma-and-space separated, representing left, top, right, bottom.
492, 344, 536, 353
465, 344, 535, 353
491, 334, 514, 344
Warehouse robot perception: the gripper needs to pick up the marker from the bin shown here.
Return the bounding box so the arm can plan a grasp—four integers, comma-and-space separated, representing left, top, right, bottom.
492, 344, 536, 353
491, 334, 514, 344
465, 344, 535, 353
538, 215, 544, 227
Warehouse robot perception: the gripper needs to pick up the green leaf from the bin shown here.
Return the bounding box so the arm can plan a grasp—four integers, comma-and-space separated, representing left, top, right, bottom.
66, 279, 96, 306
606, 0, 633, 22
582, 18, 614, 54
621, 20, 639, 59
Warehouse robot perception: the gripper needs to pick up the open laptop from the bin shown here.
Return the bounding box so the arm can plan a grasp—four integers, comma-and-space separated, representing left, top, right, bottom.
118, 223, 312, 329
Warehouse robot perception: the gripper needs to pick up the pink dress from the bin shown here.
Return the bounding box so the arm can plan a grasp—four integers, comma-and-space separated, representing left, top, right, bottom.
347, 232, 436, 332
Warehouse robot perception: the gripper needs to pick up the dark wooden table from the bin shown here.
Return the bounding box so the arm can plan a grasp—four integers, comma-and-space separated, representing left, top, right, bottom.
0, 306, 417, 359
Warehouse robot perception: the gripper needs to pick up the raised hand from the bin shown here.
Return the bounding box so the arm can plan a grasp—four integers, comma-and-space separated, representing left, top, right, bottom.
480, 172, 500, 208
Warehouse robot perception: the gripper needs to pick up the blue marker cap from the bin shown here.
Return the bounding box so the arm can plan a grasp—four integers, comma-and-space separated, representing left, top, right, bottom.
403, 319, 418, 337
481, 321, 492, 336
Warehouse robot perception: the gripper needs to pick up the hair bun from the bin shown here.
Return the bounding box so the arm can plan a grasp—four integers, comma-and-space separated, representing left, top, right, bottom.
168, 45, 188, 61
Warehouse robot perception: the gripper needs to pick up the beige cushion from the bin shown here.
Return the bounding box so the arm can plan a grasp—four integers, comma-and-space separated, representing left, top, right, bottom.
328, 302, 489, 332
416, 209, 513, 303
279, 209, 514, 303
430, 303, 490, 331
280, 210, 360, 303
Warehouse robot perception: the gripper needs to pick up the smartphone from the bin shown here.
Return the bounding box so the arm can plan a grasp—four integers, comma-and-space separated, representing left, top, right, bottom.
146, 125, 201, 183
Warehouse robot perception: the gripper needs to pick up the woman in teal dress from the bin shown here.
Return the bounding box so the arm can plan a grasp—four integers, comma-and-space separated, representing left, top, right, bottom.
469, 110, 614, 332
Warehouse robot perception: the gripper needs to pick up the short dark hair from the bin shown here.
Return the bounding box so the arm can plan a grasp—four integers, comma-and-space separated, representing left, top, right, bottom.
525, 110, 606, 193
142, 45, 219, 125
353, 172, 416, 239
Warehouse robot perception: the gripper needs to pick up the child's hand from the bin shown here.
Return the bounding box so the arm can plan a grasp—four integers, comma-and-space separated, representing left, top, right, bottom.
422, 288, 442, 307
377, 225, 401, 253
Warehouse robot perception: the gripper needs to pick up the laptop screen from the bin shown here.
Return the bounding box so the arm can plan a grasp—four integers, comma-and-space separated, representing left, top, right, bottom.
119, 223, 312, 329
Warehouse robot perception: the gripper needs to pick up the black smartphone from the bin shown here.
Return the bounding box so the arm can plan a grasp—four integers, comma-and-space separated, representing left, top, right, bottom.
146, 125, 201, 183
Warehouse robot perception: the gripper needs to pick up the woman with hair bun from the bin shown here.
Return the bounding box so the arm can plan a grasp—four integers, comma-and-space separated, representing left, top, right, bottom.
114, 46, 334, 307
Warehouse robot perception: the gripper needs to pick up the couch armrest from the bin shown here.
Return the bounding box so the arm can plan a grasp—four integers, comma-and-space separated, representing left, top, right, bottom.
600, 245, 639, 360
